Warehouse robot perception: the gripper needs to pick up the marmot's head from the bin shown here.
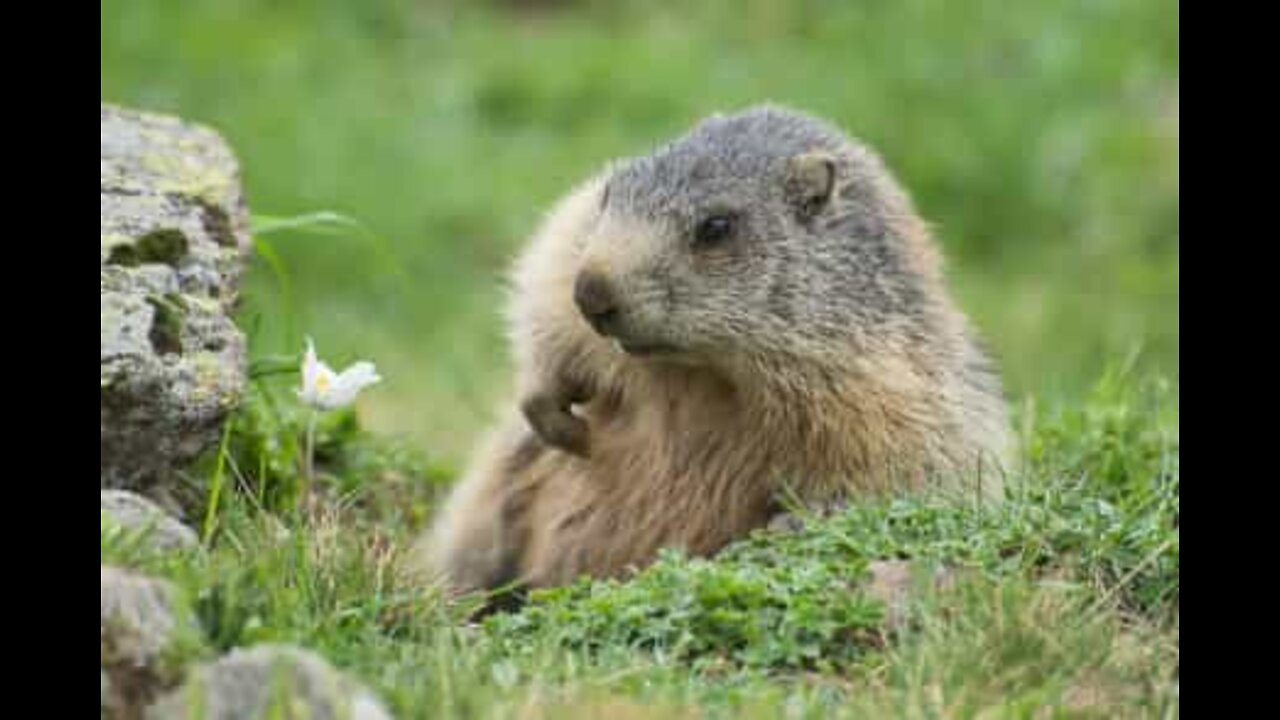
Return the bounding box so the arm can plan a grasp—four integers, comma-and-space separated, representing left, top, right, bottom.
572, 105, 939, 366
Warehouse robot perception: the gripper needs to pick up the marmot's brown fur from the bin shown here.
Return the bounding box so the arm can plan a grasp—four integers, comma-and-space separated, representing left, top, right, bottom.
409, 105, 1013, 595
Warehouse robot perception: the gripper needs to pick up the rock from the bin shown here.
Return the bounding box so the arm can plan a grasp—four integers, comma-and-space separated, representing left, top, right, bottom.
764, 510, 807, 534
102, 489, 199, 553
102, 669, 111, 719
865, 560, 960, 632
147, 644, 393, 720
101, 566, 199, 718
100, 104, 252, 499
101, 567, 184, 671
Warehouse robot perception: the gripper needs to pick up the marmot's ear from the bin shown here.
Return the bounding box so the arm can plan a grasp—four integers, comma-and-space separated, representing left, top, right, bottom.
785, 152, 837, 221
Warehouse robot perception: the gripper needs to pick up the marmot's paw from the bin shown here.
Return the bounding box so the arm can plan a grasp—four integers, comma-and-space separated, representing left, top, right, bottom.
521, 393, 591, 458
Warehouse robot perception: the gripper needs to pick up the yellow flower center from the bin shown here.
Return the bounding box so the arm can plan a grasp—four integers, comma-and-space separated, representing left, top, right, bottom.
316, 373, 332, 394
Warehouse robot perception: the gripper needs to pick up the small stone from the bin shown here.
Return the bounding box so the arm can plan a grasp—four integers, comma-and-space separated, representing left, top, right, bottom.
102, 670, 111, 719
865, 559, 960, 632
101, 566, 198, 717
147, 644, 393, 720
765, 511, 807, 533
102, 489, 199, 553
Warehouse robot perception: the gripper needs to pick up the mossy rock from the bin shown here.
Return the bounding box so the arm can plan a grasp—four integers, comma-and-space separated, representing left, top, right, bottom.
100, 105, 251, 500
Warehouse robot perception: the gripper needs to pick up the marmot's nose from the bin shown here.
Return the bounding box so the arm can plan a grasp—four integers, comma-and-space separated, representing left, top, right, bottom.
574, 271, 619, 334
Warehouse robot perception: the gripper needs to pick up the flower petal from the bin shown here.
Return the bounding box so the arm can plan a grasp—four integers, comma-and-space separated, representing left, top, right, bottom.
298, 337, 345, 409
301, 337, 320, 389
325, 361, 382, 408
295, 337, 381, 410
336, 361, 381, 388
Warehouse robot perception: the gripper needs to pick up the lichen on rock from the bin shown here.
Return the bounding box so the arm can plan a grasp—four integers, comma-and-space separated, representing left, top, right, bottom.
100, 104, 252, 501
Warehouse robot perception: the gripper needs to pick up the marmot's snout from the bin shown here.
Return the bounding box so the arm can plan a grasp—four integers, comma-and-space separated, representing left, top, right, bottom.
574, 269, 677, 357
573, 270, 619, 335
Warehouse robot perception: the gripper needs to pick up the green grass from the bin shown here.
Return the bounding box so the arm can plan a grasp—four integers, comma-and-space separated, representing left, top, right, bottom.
102, 367, 1178, 718
101, 1, 1177, 716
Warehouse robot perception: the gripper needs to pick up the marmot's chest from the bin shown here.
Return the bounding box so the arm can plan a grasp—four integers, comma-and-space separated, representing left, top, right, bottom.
581, 388, 791, 485
582, 378, 915, 492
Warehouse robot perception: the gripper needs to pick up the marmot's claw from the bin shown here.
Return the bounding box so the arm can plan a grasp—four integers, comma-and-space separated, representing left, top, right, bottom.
545, 413, 591, 458
521, 395, 591, 458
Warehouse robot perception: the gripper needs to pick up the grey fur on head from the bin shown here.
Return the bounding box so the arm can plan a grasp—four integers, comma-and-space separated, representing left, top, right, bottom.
576, 104, 936, 363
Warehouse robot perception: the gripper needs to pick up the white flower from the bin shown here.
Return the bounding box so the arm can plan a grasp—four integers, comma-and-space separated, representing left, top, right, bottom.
297, 337, 381, 410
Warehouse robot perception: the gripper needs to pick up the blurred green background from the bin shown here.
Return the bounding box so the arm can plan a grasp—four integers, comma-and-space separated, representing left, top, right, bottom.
101, 0, 1178, 467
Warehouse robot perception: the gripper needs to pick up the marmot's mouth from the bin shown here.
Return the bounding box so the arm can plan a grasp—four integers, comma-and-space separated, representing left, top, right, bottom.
615, 339, 679, 357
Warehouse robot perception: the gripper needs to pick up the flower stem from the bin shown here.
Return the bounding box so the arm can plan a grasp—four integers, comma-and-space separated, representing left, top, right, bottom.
304, 409, 319, 502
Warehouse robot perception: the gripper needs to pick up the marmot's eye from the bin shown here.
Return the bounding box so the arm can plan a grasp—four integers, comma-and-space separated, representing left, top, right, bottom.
694, 214, 736, 247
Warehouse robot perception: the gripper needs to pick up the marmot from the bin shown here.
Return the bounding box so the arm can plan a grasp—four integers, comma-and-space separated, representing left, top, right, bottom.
409, 105, 1013, 596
